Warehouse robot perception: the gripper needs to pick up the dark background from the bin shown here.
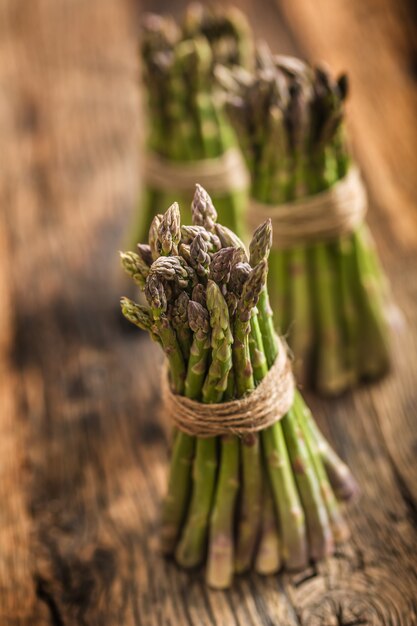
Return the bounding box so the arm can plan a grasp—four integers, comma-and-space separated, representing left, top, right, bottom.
1, 0, 416, 624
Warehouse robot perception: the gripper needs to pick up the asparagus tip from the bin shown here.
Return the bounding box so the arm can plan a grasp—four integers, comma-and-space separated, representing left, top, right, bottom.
192, 184, 218, 231
249, 219, 273, 266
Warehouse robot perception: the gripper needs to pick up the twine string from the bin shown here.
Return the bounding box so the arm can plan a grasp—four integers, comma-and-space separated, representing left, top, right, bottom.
162, 340, 295, 438
144, 147, 249, 195
248, 167, 367, 249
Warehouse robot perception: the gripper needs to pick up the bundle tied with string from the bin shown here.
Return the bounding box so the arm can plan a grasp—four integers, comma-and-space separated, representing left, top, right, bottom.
219, 48, 392, 395
163, 339, 294, 437
121, 186, 358, 590
133, 6, 254, 247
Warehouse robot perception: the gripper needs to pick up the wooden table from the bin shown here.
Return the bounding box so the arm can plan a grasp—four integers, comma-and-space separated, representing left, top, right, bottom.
1, 0, 416, 624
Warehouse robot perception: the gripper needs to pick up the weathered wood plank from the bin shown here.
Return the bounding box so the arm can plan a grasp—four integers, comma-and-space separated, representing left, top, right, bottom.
0, 3, 49, 622
0, 227, 49, 626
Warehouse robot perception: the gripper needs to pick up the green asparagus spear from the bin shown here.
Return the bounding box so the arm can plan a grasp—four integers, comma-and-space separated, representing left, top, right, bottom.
176, 281, 233, 568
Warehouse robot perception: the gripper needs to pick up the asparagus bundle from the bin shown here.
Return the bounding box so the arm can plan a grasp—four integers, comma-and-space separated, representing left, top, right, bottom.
133, 5, 253, 246
217, 49, 391, 394
121, 185, 357, 588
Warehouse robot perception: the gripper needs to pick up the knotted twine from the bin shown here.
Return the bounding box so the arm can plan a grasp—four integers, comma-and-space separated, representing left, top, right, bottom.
247, 166, 367, 249
162, 340, 295, 438
144, 147, 249, 195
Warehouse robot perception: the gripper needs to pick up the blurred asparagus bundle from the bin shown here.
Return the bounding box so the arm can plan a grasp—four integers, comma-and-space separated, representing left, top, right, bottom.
217, 48, 391, 395
134, 5, 253, 246
121, 185, 357, 589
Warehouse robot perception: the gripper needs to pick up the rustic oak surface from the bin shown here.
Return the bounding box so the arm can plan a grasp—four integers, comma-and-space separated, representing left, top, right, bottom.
1, 0, 417, 624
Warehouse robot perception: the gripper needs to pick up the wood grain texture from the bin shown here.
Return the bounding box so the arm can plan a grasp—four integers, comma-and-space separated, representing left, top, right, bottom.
0, 222, 48, 626
1, 0, 417, 624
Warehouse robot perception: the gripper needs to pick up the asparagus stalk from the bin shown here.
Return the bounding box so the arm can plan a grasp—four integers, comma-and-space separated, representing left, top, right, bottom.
249, 220, 279, 364
206, 434, 239, 588
286, 246, 314, 384
302, 409, 359, 502
144, 273, 193, 554
160, 430, 195, 554
262, 422, 306, 570
312, 242, 350, 395
231, 264, 266, 575
281, 405, 333, 561
293, 393, 349, 541
249, 229, 307, 569
249, 260, 308, 569
255, 467, 282, 575
176, 281, 233, 568
145, 214, 197, 554
350, 227, 391, 379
